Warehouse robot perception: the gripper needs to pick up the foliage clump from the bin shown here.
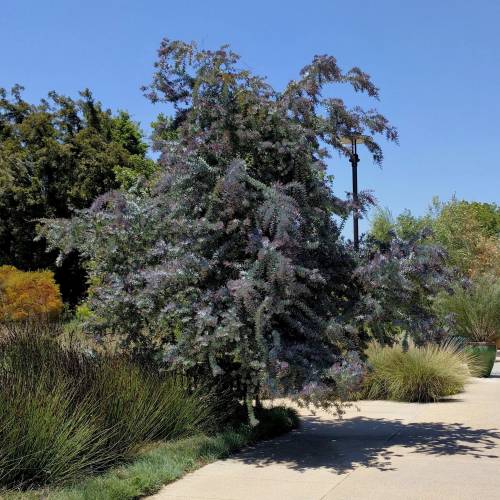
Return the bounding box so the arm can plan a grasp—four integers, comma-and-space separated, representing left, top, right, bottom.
0, 323, 213, 489
355, 230, 453, 344
0, 265, 63, 321
434, 274, 500, 343
363, 341, 476, 402
0, 87, 155, 304
364, 197, 500, 344
40, 38, 397, 421
369, 198, 500, 278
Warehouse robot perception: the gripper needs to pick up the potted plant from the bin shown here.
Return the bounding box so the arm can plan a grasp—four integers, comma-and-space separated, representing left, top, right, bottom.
464, 341, 497, 377
435, 275, 499, 377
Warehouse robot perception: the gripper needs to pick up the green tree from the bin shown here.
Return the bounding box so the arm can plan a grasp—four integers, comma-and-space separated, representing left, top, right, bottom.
0, 86, 156, 304
431, 198, 499, 276
369, 207, 394, 245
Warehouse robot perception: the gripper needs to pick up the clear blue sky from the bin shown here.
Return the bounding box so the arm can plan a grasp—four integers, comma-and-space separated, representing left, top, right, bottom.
2, 0, 499, 235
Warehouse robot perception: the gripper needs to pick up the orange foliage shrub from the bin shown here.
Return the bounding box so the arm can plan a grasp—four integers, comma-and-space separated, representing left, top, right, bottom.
0, 266, 63, 321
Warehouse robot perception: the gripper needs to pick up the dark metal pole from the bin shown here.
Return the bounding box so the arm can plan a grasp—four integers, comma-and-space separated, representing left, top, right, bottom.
349, 138, 360, 251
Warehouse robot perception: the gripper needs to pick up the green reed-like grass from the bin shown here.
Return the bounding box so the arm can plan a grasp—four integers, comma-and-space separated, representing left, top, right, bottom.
0, 323, 214, 489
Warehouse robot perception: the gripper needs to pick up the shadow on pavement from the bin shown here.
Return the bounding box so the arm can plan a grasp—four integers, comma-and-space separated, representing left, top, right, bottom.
234, 416, 500, 474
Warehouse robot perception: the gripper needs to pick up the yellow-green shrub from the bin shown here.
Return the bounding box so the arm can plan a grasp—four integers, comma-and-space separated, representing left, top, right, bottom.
363, 341, 476, 402
0, 265, 63, 321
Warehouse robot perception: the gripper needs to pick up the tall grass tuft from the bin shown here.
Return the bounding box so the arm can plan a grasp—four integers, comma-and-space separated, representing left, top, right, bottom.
0, 323, 214, 489
434, 275, 500, 342
363, 341, 477, 402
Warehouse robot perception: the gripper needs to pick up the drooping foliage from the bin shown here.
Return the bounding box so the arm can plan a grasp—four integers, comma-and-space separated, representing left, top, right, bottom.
41, 39, 397, 421
0, 265, 63, 321
355, 229, 454, 344
0, 86, 156, 304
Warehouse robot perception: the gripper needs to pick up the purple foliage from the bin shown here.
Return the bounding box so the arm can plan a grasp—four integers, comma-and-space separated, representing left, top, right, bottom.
40, 39, 398, 422
355, 231, 454, 344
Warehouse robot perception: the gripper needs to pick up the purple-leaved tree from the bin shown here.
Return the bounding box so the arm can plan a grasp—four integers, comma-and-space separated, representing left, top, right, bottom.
40, 39, 397, 423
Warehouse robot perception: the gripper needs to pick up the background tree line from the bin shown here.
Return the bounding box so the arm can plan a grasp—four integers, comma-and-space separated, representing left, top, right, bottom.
0, 86, 156, 304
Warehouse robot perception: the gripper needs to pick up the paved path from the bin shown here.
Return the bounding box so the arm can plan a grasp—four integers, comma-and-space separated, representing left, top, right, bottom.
149, 356, 500, 500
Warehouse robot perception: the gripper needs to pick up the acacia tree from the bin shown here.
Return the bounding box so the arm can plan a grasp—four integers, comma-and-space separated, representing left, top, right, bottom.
41, 39, 397, 422
356, 229, 454, 344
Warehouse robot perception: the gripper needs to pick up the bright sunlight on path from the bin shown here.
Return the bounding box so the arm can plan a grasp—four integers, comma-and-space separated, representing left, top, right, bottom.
148, 355, 500, 500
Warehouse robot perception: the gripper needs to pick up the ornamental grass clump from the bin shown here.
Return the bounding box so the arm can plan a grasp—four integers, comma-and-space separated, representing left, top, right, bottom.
0, 323, 214, 489
434, 275, 500, 343
363, 341, 476, 402
0, 375, 111, 488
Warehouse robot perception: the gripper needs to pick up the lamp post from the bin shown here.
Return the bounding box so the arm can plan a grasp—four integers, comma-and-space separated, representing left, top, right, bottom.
340, 135, 364, 251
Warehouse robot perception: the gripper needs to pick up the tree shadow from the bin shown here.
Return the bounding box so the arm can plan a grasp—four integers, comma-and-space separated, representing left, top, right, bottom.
234, 416, 500, 474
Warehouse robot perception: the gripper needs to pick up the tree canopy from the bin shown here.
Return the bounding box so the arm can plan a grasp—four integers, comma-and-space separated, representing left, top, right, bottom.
0, 86, 155, 303
41, 39, 397, 422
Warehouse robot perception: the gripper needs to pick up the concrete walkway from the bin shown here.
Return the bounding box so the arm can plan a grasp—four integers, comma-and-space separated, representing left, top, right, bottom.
149, 356, 500, 500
